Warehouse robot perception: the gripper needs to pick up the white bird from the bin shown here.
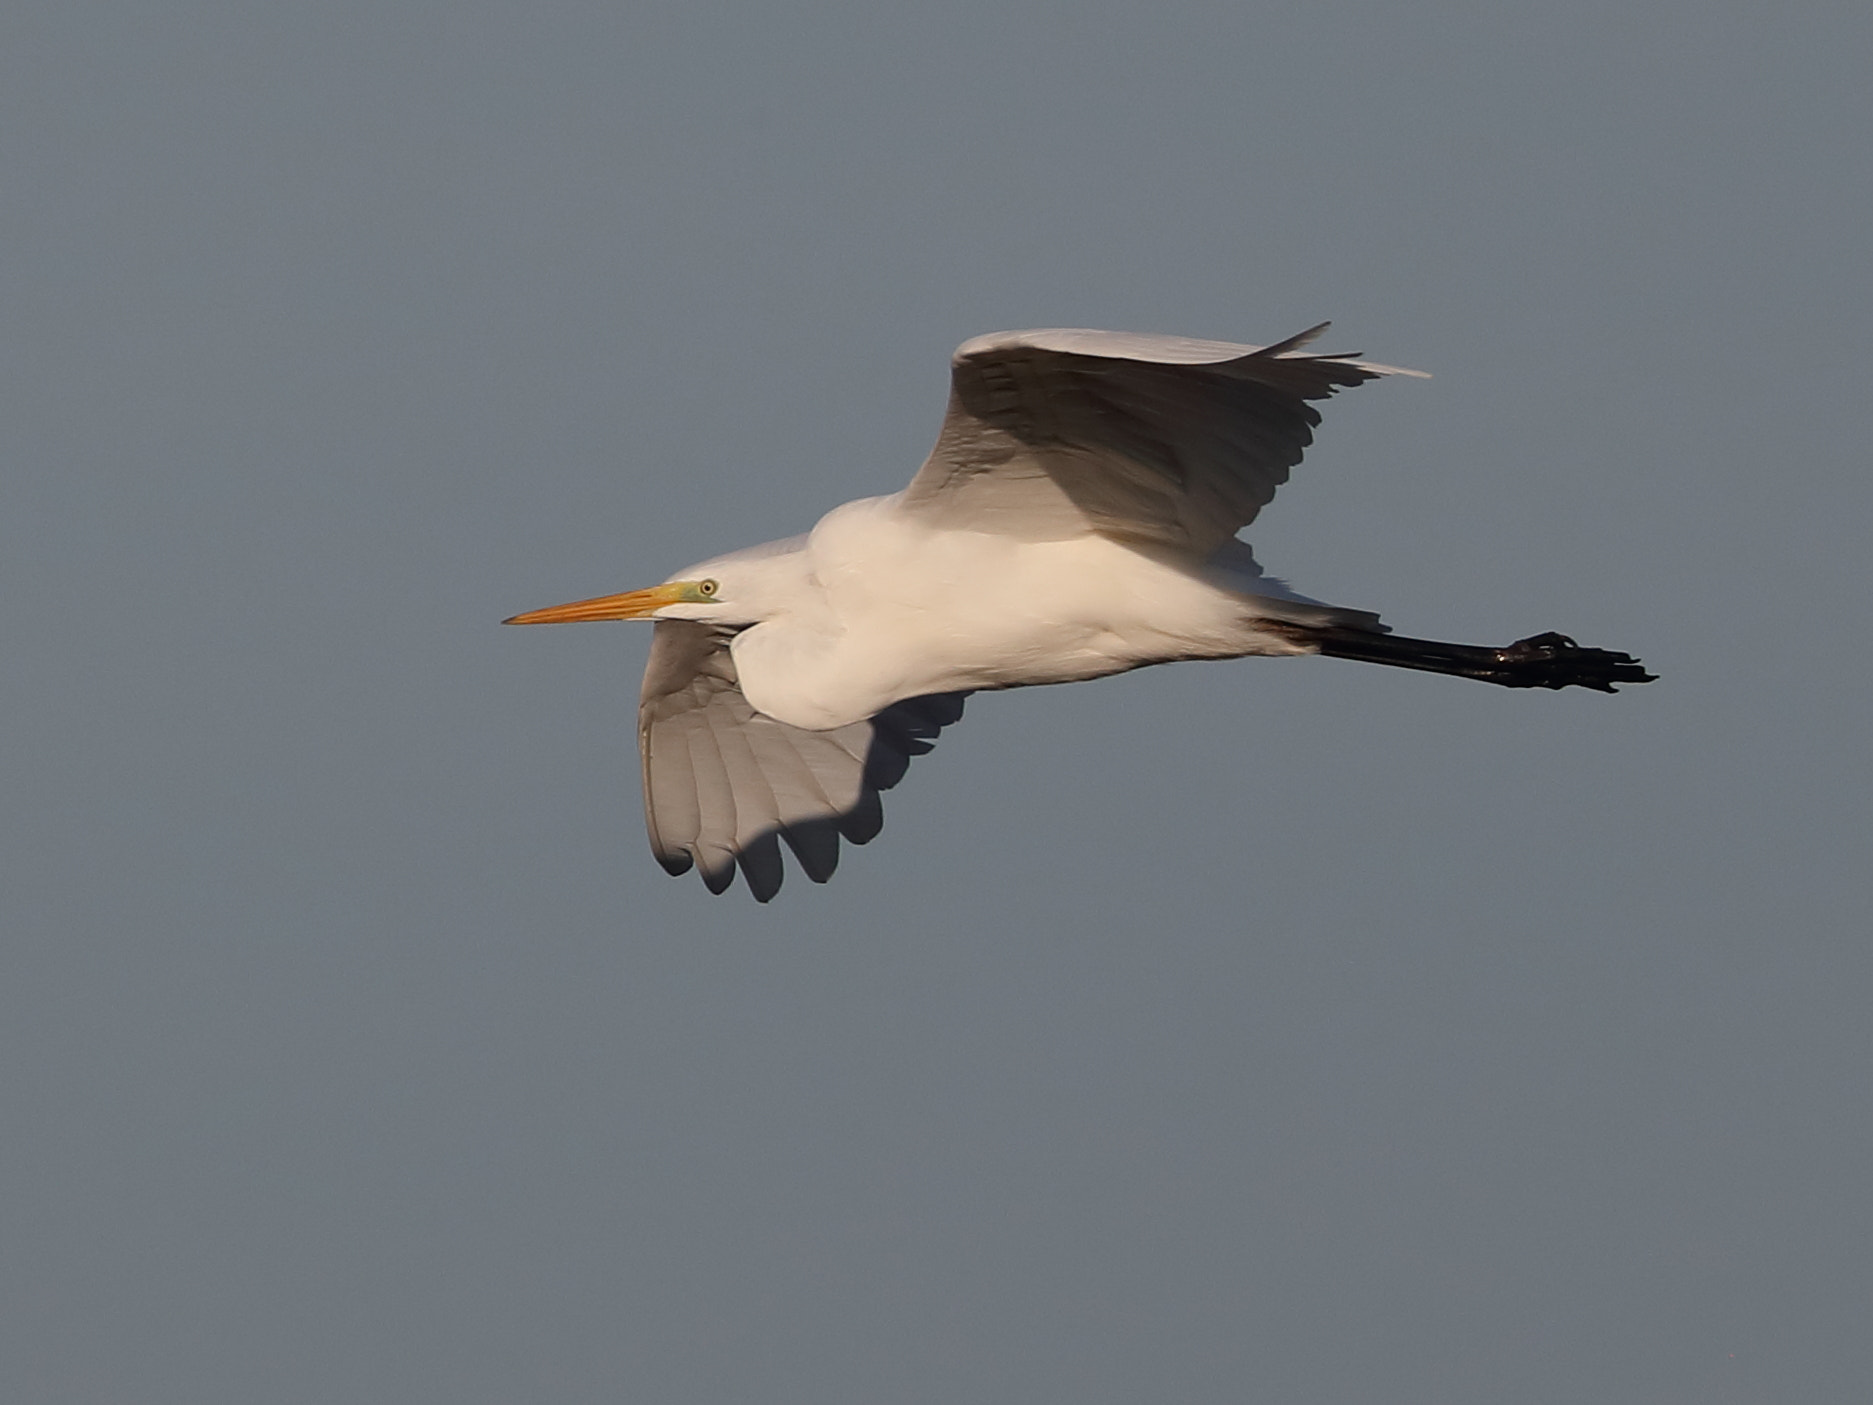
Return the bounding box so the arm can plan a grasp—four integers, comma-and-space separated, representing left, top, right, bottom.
506, 325, 1653, 901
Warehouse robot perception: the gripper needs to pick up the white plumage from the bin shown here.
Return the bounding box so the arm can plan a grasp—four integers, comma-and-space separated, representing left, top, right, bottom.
507, 325, 1651, 900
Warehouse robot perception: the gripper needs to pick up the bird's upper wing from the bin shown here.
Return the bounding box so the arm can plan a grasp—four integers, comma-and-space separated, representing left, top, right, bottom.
899, 326, 1427, 554
637, 620, 967, 902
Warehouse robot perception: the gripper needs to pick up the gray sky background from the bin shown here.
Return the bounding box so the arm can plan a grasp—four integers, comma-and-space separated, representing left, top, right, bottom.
5, 3, 1869, 1401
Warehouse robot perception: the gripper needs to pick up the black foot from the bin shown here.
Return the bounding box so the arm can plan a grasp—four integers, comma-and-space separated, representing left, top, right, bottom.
1486, 632, 1657, 693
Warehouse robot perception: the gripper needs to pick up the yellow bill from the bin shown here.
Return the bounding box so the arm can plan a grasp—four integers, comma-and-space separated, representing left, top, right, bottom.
502, 582, 692, 626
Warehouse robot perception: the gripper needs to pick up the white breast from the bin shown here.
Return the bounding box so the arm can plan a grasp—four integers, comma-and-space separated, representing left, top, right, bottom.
731, 496, 1269, 730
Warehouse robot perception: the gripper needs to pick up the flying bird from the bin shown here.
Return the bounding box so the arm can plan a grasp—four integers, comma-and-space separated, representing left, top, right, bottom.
506, 325, 1653, 900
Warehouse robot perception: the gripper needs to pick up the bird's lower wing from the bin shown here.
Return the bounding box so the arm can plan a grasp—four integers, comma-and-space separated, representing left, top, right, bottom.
899, 326, 1427, 554
637, 621, 967, 902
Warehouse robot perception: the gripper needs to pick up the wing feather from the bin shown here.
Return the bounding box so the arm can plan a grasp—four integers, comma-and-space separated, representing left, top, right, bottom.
637, 621, 967, 901
901, 325, 1427, 554
706, 705, 787, 901
680, 718, 742, 894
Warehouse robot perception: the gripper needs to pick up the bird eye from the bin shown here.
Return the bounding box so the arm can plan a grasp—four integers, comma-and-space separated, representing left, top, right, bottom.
697, 579, 718, 597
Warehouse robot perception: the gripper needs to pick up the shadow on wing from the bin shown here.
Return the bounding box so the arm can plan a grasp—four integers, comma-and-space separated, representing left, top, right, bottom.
638, 621, 968, 901
904, 326, 1422, 553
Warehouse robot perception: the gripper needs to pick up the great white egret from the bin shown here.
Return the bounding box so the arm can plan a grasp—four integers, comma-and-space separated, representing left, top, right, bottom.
507, 325, 1653, 901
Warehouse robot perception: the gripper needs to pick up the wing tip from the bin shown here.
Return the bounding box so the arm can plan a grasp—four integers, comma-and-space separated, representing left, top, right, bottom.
952, 325, 1429, 378
1258, 324, 1432, 379
1349, 360, 1433, 380
1255, 322, 1332, 357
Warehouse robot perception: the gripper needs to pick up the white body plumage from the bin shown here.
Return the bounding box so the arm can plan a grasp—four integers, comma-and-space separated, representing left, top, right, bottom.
682, 494, 1322, 732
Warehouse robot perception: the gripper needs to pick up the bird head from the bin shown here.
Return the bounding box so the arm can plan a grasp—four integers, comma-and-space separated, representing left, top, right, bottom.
505, 534, 813, 629
502, 576, 731, 626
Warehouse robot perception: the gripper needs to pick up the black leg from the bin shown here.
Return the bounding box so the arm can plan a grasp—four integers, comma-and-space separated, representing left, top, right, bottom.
1304, 626, 1656, 693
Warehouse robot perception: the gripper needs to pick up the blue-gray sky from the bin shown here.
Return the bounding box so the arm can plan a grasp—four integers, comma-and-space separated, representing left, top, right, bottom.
5, 3, 1869, 1401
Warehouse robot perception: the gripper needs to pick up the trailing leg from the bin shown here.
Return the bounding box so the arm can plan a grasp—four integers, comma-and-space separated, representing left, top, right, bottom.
1298, 625, 1656, 693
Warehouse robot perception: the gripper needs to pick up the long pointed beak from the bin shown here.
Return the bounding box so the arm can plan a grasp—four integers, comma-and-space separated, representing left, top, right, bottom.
502, 583, 686, 625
